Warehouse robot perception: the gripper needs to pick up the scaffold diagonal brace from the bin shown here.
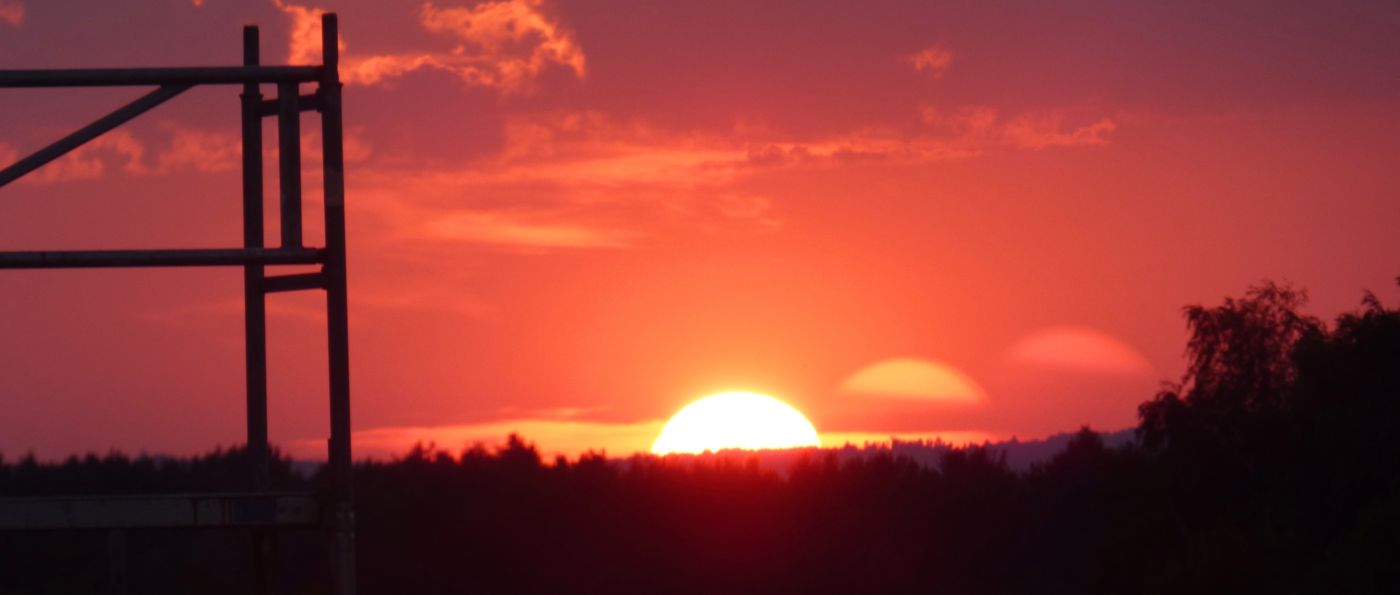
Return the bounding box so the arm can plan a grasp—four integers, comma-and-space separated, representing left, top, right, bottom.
0, 83, 191, 188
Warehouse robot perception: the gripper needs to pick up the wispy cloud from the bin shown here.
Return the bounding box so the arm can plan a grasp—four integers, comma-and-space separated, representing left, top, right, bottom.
348, 104, 1115, 251
272, 0, 339, 65
347, 112, 786, 251
154, 125, 240, 173
0, 130, 143, 184
424, 211, 637, 249
273, 0, 585, 92
0, 125, 238, 185
418, 0, 586, 91
922, 105, 1117, 149
0, 0, 23, 27
255, 3, 1113, 256
1000, 113, 1118, 149
909, 44, 953, 77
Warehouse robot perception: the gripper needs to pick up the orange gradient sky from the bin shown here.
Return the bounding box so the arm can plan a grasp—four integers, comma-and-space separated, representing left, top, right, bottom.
2, 0, 1398, 459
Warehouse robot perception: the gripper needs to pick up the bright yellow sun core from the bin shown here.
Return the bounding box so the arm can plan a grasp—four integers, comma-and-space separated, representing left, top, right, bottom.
651, 391, 821, 455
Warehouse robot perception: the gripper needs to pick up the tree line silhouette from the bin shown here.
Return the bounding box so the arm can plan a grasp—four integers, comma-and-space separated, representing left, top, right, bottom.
1, 280, 1396, 593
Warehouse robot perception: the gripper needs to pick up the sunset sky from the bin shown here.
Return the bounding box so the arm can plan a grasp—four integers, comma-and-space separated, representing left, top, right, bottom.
1, 0, 1397, 459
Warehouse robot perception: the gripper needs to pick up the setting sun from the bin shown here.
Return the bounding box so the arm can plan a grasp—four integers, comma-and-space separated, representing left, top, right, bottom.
651, 391, 821, 454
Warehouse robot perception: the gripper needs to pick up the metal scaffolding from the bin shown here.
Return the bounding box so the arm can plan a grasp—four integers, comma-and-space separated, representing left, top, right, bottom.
0, 14, 355, 595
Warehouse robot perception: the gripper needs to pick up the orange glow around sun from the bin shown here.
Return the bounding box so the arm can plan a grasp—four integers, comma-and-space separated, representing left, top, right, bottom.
651, 391, 821, 455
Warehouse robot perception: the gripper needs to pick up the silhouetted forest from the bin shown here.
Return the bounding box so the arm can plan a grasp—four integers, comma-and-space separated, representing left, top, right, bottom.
2, 280, 1397, 594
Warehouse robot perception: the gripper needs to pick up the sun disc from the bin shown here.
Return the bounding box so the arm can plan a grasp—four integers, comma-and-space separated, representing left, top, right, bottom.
651, 391, 820, 455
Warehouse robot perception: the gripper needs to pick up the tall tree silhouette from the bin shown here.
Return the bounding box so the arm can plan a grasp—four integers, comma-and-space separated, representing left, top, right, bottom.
1139, 280, 1322, 451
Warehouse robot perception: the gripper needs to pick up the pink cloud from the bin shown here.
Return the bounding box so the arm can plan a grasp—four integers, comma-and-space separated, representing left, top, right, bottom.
0, 0, 22, 27
344, 103, 1118, 253
1, 130, 143, 185
1004, 327, 1155, 376
272, 0, 340, 65
922, 105, 1117, 149
492, 112, 974, 182
298, 126, 374, 166
273, 0, 585, 92
342, 53, 444, 85
1, 125, 241, 185
339, 112, 793, 252
424, 211, 637, 249
986, 327, 1161, 435
910, 44, 953, 77
1000, 113, 1117, 149
419, 0, 585, 89
155, 125, 239, 173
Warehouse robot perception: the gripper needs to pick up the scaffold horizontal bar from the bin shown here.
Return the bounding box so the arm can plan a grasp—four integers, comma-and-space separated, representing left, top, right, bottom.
264, 271, 327, 293
0, 492, 319, 530
259, 92, 321, 116
0, 248, 324, 269
0, 66, 322, 88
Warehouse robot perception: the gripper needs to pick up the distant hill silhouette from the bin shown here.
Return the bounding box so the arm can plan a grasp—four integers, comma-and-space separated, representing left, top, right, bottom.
2, 279, 1397, 594
625, 428, 1136, 475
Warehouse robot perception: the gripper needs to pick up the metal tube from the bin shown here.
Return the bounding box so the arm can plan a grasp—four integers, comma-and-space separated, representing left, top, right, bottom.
0, 84, 189, 188
242, 26, 275, 595
242, 25, 271, 492
278, 81, 303, 248
0, 248, 324, 269
320, 13, 357, 595
0, 66, 321, 87
258, 93, 321, 117
263, 272, 326, 293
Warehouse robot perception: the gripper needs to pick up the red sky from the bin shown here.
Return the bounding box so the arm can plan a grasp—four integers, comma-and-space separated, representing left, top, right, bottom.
2, 0, 1397, 459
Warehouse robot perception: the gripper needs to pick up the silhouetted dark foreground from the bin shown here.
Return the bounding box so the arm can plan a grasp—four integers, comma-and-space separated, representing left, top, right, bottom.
3, 281, 1397, 594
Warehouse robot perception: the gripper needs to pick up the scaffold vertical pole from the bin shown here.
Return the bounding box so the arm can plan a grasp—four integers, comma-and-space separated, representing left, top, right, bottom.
241, 24, 274, 595
320, 13, 357, 595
